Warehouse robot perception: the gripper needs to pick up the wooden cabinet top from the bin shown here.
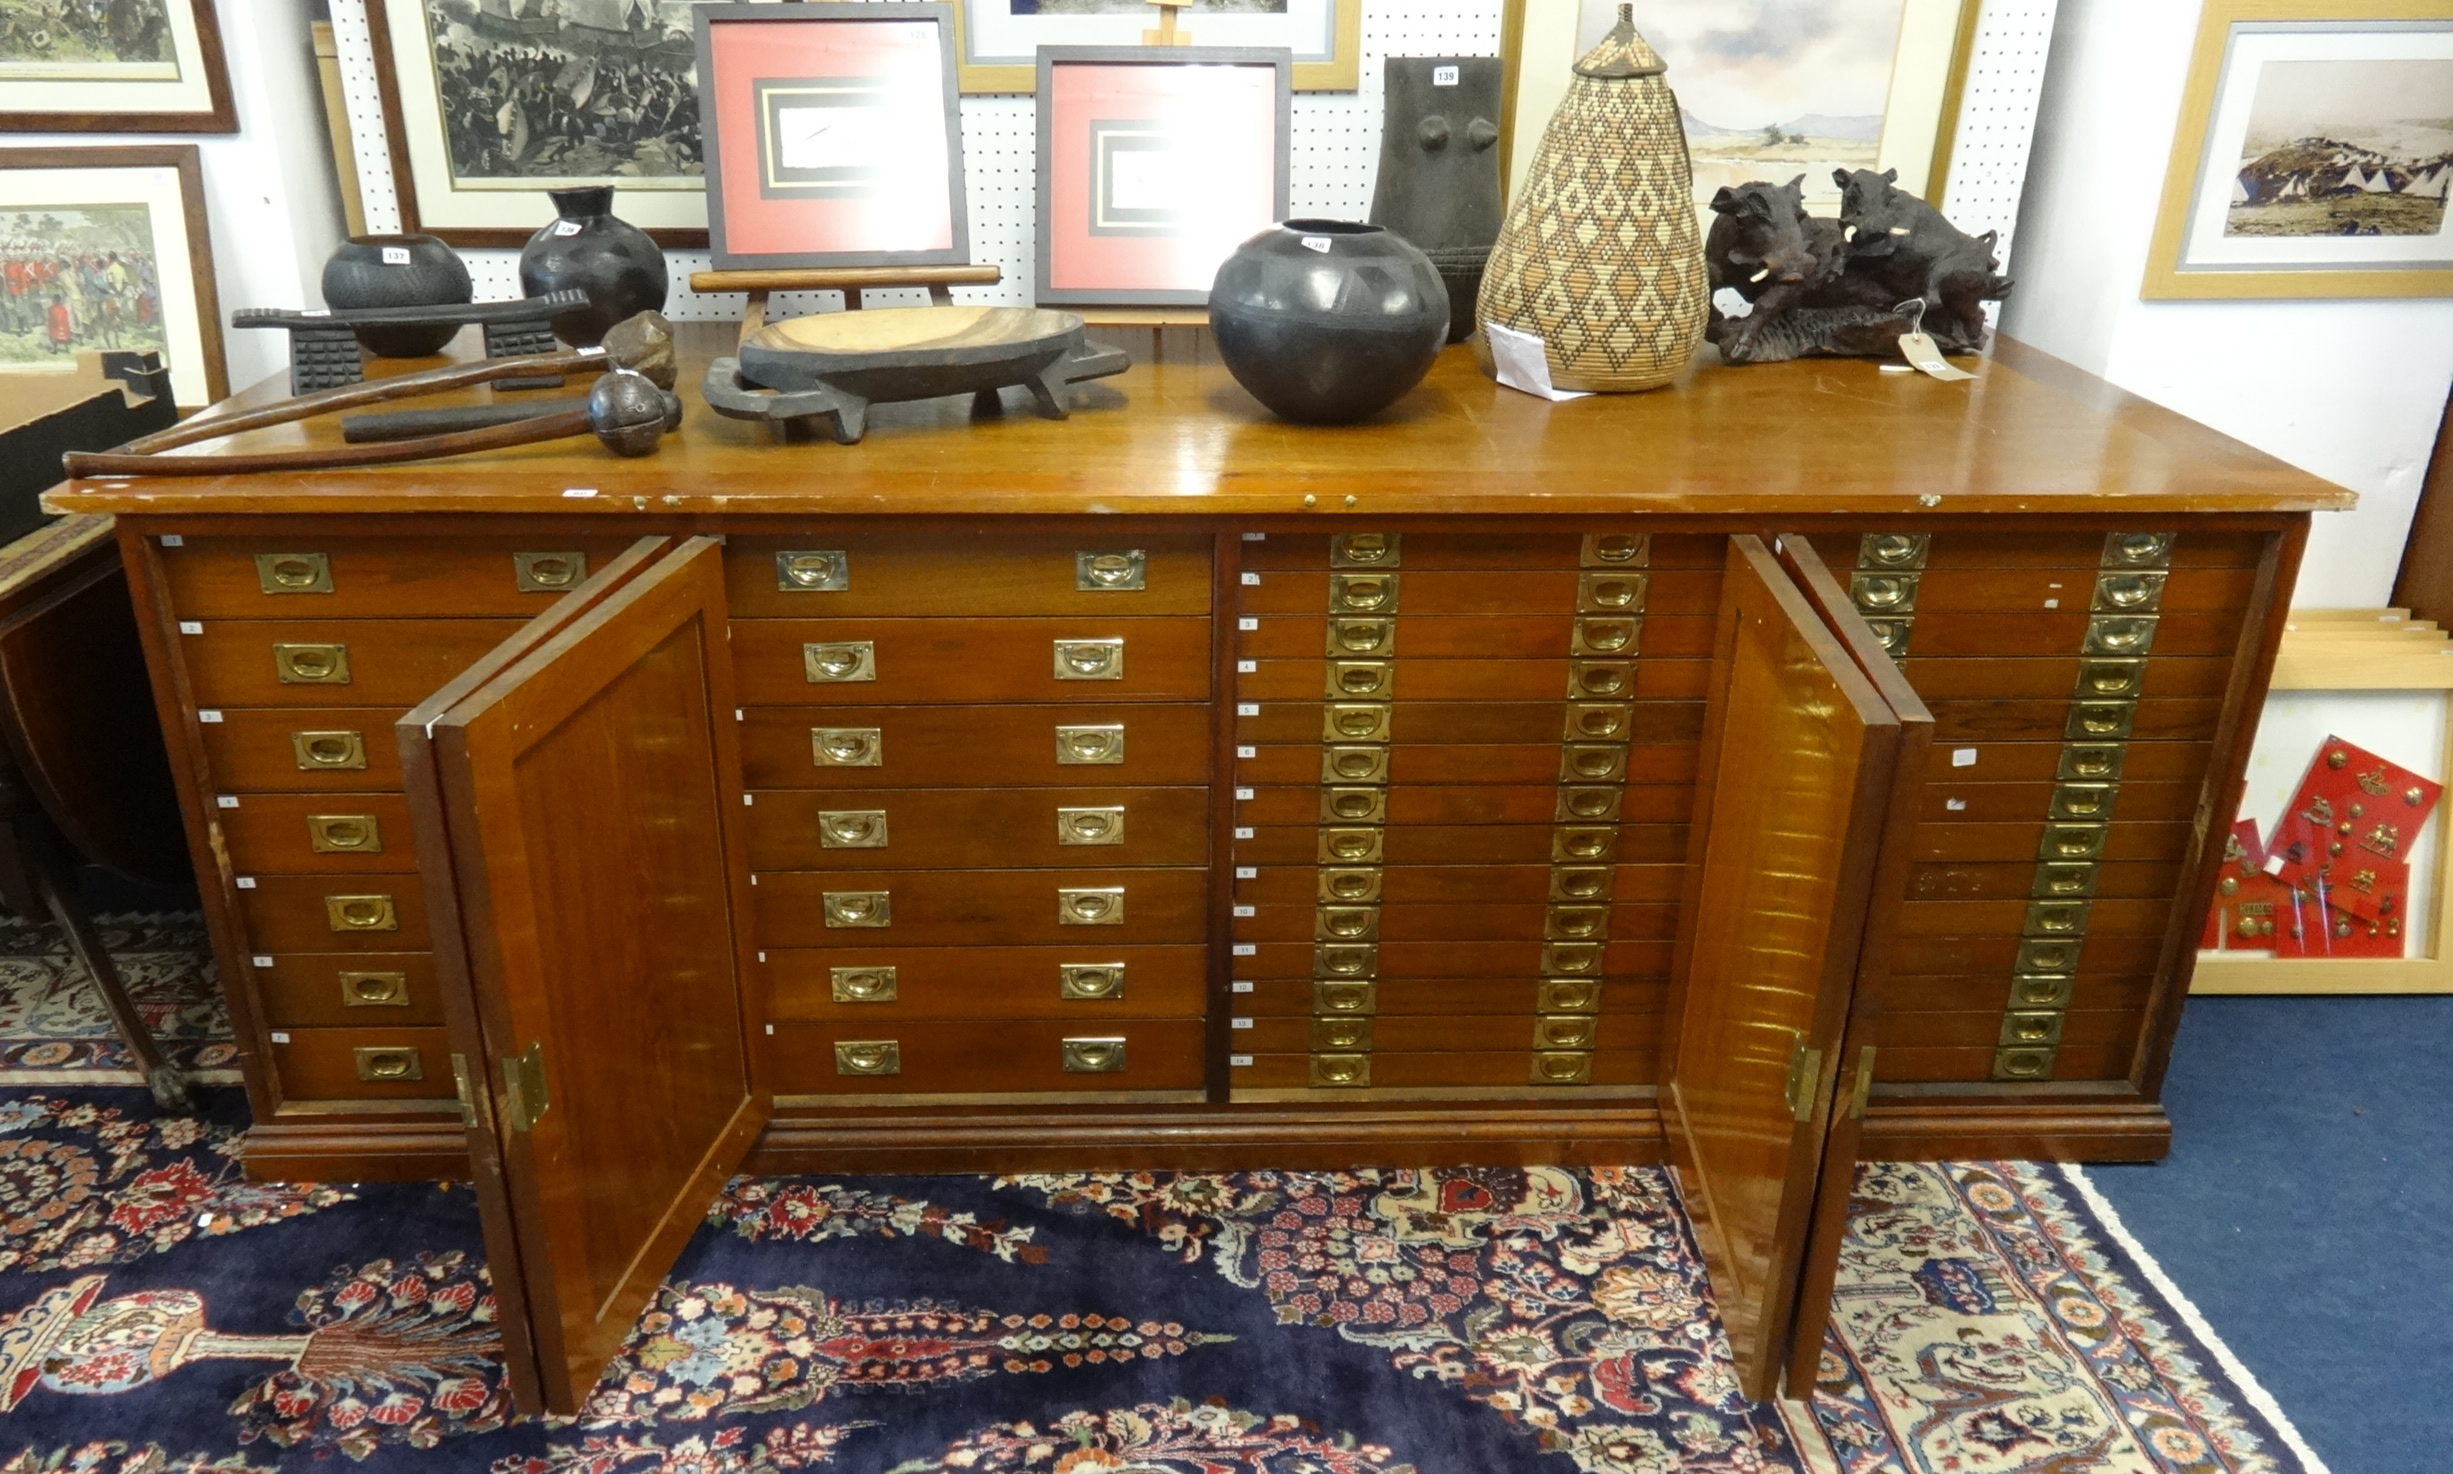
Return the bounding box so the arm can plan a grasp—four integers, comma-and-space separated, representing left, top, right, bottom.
51, 325, 2352, 519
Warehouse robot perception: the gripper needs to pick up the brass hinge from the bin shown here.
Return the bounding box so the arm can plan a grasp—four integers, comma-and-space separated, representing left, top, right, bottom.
1783, 1031, 1823, 1123
1847, 1045, 1877, 1121
448, 1052, 477, 1128
501, 1041, 549, 1132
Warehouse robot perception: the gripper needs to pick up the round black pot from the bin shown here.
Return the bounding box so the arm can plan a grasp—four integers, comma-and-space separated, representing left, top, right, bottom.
519, 185, 669, 348
320, 233, 471, 357
1208, 220, 1449, 425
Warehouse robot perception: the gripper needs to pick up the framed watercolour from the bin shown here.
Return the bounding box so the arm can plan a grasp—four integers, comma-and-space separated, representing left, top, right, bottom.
954, 0, 1354, 93
0, 0, 235, 133
0, 146, 224, 408
2145, 0, 2453, 300
695, 3, 967, 270
1034, 47, 1289, 307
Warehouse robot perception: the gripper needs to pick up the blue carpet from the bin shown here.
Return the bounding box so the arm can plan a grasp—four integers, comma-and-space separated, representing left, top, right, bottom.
2088, 995, 2453, 1474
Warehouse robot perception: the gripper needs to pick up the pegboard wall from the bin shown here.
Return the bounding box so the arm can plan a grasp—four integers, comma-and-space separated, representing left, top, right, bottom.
327, 0, 2054, 320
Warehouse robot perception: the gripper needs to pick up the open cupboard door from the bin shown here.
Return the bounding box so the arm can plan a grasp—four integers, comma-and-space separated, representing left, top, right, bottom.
1662, 535, 1908, 1404
398, 535, 767, 1415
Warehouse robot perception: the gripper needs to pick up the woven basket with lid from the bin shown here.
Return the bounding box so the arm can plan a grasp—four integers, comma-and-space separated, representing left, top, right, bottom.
1476, 4, 1707, 392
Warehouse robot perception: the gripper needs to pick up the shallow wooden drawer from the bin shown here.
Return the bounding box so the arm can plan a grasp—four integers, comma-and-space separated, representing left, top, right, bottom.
1893, 610, 2240, 659
1236, 658, 1706, 703
1236, 743, 1697, 789
1875, 1042, 2129, 1084
1235, 938, 1671, 980
1915, 779, 2202, 826
218, 794, 417, 874
1240, 531, 1727, 571
1234, 974, 1670, 1017
1905, 859, 2183, 902
1235, 783, 1693, 828
1236, 569, 1719, 616
1234, 822, 1689, 867
767, 944, 1207, 1021
1895, 897, 2172, 939
159, 537, 634, 618
1883, 971, 2155, 1015
1919, 740, 2212, 785
269, 1025, 454, 1100
1233, 900, 1676, 944
197, 707, 405, 792
1235, 1012, 1659, 1053
1235, 700, 1703, 747
741, 703, 1210, 788
1875, 1006, 2145, 1051
1889, 931, 2162, 977
1845, 529, 2266, 570
754, 867, 1207, 947
1238, 613, 1717, 662
181, 618, 523, 709
748, 786, 1209, 869
1233, 863, 1684, 907
1900, 655, 2231, 701
1923, 698, 2222, 744
724, 532, 1213, 617
1231, 1047, 1656, 1091
1913, 819, 2193, 864
769, 1018, 1206, 1096
731, 617, 1211, 704
253, 951, 442, 1027
235, 877, 431, 952
1871, 566, 2257, 614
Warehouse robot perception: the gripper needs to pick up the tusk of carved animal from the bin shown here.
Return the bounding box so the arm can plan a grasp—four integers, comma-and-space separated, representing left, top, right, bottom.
1750, 268, 1770, 283
1890, 226, 1911, 235
1844, 224, 1858, 240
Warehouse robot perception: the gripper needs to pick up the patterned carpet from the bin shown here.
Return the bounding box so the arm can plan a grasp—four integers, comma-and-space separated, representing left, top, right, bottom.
0, 916, 2319, 1473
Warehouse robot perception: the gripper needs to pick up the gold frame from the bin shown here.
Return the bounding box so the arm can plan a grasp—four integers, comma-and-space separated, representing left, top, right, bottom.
953, 0, 1360, 93
2193, 610, 2453, 995
2144, 0, 2453, 301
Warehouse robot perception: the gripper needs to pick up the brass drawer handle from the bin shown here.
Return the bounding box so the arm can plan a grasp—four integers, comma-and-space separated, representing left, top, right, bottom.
2066, 702, 2136, 741
1550, 867, 1613, 902
2032, 861, 2099, 899
340, 970, 408, 1007
1562, 745, 1626, 782
1317, 867, 1382, 902
1062, 1036, 1128, 1072
2039, 823, 2107, 861
1999, 1010, 2066, 1047
325, 894, 398, 932
255, 552, 332, 593
2011, 972, 2074, 1008
1329, 572, 1398, 612
1060, 963, 1125, 999
1545, 906, 1607, 939
2023, 900, 2090, 936
1330, 531, 1400, 567
1323, 703, 1390, 741
831, 966, 898, 1002
1530, 1050, 1594, 1085
1537, 978, 1601, 1013
353, 1045, 423, 1082
1058, 886, 1125, 924
1309, 1053, 1370, 1087
274, 643, 351, 685
2048, 783, 2117, 822
823, 891, 892, 927
1057, 806, 1126, 845
1553, 827, 1616, 862
307, 814, 383, 854
1314, 979, 1376, 1013
1327, 617, 1393, 656
2094, 572, 2166, 612
1850, 572, 1918, 612
1326, 661, 1391, 699
1581, 533, 1648, 567
1566, 704, 1633, 741
1577, 571, 1648, 613
1056, 724, 1125, 764
1313, 942, 1377, 977
1858, 532, 1930, 569
1992, 1045, 2055, 1081
818, 810, 888, 848
1861, 617, 1912, 657
1572, 616, 1638, 655
2083, 615, 2157, 656
1567, 660, 1630, 699
777, 550, 850, 591
1319, 827, 1384, 863
1533, 1014, 1597, 1049
1542, 941, 1602, 974
1316, 906, 1379, 940
804, 641, 877, 683
2058, 745, 2126, 782
292, 730, 367, 770
1311, 1017, 1372, 1051
2015, 938, 2081, 975
1076, 550, 1146, 591
1321, 746, 1389, 784
1322, 787, 1386, 822
812, 727, 882, 767
514, 551, 586, 592
2075, 657, 2145, 698
1557, 787, 1621, 822
1053, 638, 1124, 680
2102, 531, 2174, 568
836, 1039, 901, 1075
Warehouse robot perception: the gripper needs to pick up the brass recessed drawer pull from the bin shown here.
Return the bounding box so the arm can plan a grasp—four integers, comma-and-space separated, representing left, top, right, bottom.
1533, 1014, 1598, 1049
514, 551, 587, 592
777, 550, 849, 591
2011, 973, 2073, 1008
2065, 702, 2136, 741
2103, 531, 2174, 568
1056, 724, 1125, 764
2039, 823, 2108, 861
1566, 702, 1632, 741
2093, 572, 2166, 612
1330, 532, 1400, 567
1314, 980, 1375, 1013
2015, 937, 2080, 974
1062, 1036, 1127, 1072
1319, 827, 1384, 863
831, 966, 898, 1002
1557, 787, 1622, 822
340, 970, 408, 1007
1322, 787, 1386, 822
1537, 978, 1601, 1013
1317, 867, 1382, 902
1053, 638, 1124, 680
1313, 943, 1376, 978
1861, 618, 1911, 657
1058, 806, 1126, 846
835, 1039, 900, 1075
307, 814, 383, 853
1315, 906, 1379, 940
274, 643, 351, 685
1572, 616, 1638, 655
1578, 571, 1648, 613
1060, 963, 1125, 999
1850, 572, 1918, 613
1076, 550, 1146, 590
293, 730, 367, 770
1568, 661, 1631, 699
1549, 867, 1613, 902
353, 1045, 422, 1082
1553, 827, 1616, 863
324, 894, 398, 931
804, 641, 877, 682
1531, 1051, 1594, 1085
1545, 906, 1608, 939
1329, 572, 1398, 612
1321, 746, 1389, 784
2032, 861, 2099, 899
1311, 1017, 1371, 1051
823, 891, 892, 927
1058, 887, 1125, 924
1327, 617, 1393, 656
1542, 941, 1602, 974
255, 552, 332, 593
1324, 703, 1391, 741
2083, 616, 2157, 656
1999, 1010, 2066, 1047
1562, 744, 1627, 783
812, 727, 882, 767
818, 810, 888, 848
2075, 657, 2145, 699
1326, 661, 1392, 699
1581, 533, 1648, 567
2048, 784, 2117, 822
2023, 900, 2090, 936
2058, 745, 2126, 783
1309, 1053, 1370, 1087
1858, 532, 1930, 569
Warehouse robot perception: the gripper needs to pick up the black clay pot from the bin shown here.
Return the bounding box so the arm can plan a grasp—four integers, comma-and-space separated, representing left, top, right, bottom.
518, 185, 669, 348
1209, 221, 1449, 425
320, 233, 471, 357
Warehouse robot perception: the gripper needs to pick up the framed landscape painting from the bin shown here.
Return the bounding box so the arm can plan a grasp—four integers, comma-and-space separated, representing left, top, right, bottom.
2147, 0, 2453, 299
0, 0, 235, 132
954, 0, 1355, 92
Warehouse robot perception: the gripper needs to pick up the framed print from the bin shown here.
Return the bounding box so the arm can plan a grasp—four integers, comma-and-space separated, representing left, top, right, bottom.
0, 0, 235, 132
365, 0, 719, 246
1035, 47, 1290, 306
954, 0, 1354, 93
2145, 0, 2453, 300
1498, 0, 1980, 213
696, 3, 967, 269
0, 146, 225, 408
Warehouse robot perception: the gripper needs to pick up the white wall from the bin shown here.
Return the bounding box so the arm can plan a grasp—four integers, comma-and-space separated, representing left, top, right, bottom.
2004, 0, 2453, 607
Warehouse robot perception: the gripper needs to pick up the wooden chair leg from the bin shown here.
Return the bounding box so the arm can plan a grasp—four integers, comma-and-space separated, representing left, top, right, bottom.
31, 856, 193, 1113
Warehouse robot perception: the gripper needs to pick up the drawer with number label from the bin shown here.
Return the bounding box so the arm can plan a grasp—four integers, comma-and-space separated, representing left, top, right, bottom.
1232, 783, 1694, 828
768, 1018, 1206, 1097
268, 1025, 454, 1101
217, 793, 417, 874
1234, 569, 1716, 616
160, 538, 634, 618
1233, 822, 1688, 867
746, 786, 1208, 869
1234, 743, 1698, 788
1236, 613, 1718, 661
741, 704, 1210, 788
180, 619, 523, 708
725, 534, 1214, 617
730, 618, 1211, 704
1890, 930, 2164, 978
1233, 938, 1673, 981
254, 951, 442, 1027
1232, 1011, 1659, 1055
1232, 974, 1669, 1018
1231, 863, 1685, 908
1232, 901, 1678, 945
1229, 1046, 1659, 1092
197, 708, 406, 792
234, 877, 431, 952
1232, 700, 1703, 747
1899, 656, 2232, 701
1233, 658, 1706, 704
753, 868, 1208, 948
766, 944, 1207, 1021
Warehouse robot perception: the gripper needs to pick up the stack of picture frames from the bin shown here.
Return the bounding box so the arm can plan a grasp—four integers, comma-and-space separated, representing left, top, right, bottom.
0, 0, 234, 408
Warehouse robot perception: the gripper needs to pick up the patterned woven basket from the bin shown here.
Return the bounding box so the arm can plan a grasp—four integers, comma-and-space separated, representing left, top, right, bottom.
1476, 4, 1707, 392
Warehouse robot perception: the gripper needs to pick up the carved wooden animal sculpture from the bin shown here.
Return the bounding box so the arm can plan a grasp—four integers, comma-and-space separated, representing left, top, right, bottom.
1832, 167, 2013, 351
1703, 175, 1852, 363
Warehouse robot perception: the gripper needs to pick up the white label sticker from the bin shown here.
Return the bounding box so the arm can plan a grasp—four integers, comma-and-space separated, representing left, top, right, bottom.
1238, 617, 1259, 631
1240, 571, 1262, 585
381, 245, 413, 265
1236, 745, 1257, 759
1946, 797, 1968, 811
1237, 659, 1258, 674
216, 795, 239, 808
269, 1031, 290, 1043
743, 794, 754, 805
159, 534, 183, 546
561, 487, 599, 499
1433, 64, 1459, 85
765, 1023, 775, 1035
1951, 748, 1978, 767
2043, 598, 2059, 609
748, 874, 758, 885
178, 620, 202, 634
1233, 904, 1256, 917
1232, 943, 1256, 956
198, 709, 223, 723
1301, 236, 1332, 254
1234, 826, 1254, 839
1235, 866, 1257, 879
1241, 531, 1267, 541
234, 876, 255, 889
251, 955, 273, 967
1231, 1054, 1254, 1067
1232, 1017, 1254, 1029
1235, 787, 1254, 800
1238, 702, 1259, 716
1232, 980, 1254, 993
301, 308, 329, 318
553, 219, 583, 236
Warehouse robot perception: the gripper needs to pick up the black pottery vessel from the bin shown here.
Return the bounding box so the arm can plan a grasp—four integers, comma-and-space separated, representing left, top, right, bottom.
519, 185, 669, 348
1208, 220, 1449, 425
320, 233, 471, 357
1368, 58, 1504, 344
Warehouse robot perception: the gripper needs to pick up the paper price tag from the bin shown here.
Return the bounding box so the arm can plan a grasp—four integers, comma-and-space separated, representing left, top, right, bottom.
1433, 65, 1458, 85
381, 246, 413, 266
1899, 332, 1975, 382
553, 219, 583, 237
1232, 980, 1254, 992
1301, 236, 1332, 254
1485, 321, 1592, 402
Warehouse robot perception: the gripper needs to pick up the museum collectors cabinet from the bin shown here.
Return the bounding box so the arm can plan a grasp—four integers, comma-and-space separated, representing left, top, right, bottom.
57, 331, 2345, 1414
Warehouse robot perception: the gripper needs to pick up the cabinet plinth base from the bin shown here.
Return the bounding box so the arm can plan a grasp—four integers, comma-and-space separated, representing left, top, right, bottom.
243, 1115, 472, 1183
1860, 1098, 2172, 1163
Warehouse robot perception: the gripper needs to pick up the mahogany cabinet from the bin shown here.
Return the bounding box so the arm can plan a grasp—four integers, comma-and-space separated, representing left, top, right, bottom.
56, 331, 2345, 1412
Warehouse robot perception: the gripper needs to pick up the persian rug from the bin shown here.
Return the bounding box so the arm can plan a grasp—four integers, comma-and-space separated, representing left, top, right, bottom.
0, 913, 238, 1086
0, 1085, 2323, 1474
